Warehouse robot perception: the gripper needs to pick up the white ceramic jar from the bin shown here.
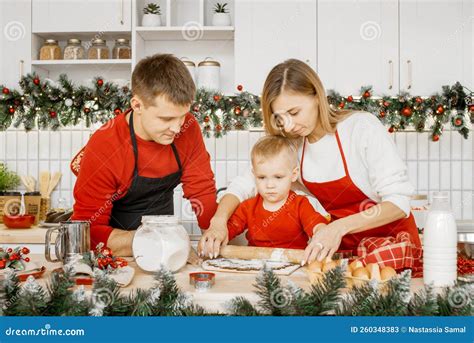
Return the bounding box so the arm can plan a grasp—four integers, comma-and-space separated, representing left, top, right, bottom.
197, 58, 220, 90
181, 58, 196, 84
132, 215, 190, 272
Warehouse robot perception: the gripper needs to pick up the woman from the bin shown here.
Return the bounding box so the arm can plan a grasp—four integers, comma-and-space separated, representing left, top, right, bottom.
198, 59, 422, 271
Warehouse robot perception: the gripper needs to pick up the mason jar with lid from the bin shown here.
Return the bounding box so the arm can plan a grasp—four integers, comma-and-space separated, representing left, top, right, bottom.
39, 39, 62, 60
197, 58, 220, 90
63, 38, 85, 60
132, 215, 190, 272
112, 38, 131, 59
87, 38, 110, 59
181, 57, 196, 83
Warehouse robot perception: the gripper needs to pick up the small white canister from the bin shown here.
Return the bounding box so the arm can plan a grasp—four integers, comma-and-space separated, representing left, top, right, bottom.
197, 58, 220, 90
132, 215, 190, 272
181, 57, 196, 84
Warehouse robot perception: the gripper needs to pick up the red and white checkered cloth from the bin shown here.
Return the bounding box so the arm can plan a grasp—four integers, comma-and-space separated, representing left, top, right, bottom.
356, 231, 423, 277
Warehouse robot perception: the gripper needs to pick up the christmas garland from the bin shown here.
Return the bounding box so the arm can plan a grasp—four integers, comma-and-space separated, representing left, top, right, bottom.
1, 265, 472, 316
1, 73, 473, 140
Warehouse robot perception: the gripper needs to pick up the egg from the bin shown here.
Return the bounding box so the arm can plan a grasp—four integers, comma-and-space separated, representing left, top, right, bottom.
365, 263, 381, 281
352, 267, 370, 280
380, 266, 397, 281
349, 260, 364, 272
322, 260, 338, 272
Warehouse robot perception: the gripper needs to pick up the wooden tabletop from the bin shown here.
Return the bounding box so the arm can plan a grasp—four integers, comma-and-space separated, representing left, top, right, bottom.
19, 254, 425, 313
0, 224, 53, 244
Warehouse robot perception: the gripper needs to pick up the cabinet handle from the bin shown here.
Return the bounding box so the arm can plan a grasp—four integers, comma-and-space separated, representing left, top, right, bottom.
120, 0, 124, 25
407, 59, 412, 90
19, 59, 24, 78
388, 60, 393, 90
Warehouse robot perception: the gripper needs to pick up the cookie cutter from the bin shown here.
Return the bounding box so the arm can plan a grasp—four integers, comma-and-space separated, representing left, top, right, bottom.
189, 272, 215, 291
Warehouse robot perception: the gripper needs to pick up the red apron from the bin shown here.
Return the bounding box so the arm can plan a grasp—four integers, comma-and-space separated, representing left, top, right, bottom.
300, 130, 422, 257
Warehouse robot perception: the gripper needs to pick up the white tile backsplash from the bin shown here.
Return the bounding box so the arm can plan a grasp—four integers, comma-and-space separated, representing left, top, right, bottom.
1, 127, 473, 235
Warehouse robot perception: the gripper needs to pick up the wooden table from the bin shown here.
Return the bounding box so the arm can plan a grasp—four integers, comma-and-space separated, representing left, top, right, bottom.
21, 254, 425, 313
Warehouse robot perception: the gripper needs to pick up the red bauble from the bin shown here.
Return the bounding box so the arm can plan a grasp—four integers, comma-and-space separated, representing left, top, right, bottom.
84, 107, 90, 113
21, 247, 30, 255
24, 257, 30, 262
237, 84, 243, 91
203, 116, 210, 123
33, 78, 40, 85
388, 126, 395, 133
2, 87, 9, 95
49, 111, 57, 118
347, 95, 353, 102
432, 134, 440, 142
114, 108, 121, 115
215, 124, 222, 131
436, 105, 444, 114
363, 90, 371, 98
8, 107, 15, 114
338, 102, 345, 109
9, 253, 19, 261
234, 106, 241, 115
383, 101, 390, 107
415, 97, 423, 104
401, 107, 412, 117
379, 111, 385, 117
0, 260, 5, 269
213, 95, 220, 101
97, 79, 104, 87
455, 118, 463, 126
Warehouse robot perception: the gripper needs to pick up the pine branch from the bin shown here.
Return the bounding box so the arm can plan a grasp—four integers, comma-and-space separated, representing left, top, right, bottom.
407, 285, 439, 316
227, 296, 261, 316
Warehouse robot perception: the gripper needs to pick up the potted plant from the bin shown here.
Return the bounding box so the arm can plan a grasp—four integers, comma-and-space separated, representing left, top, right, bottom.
142, 3, 162, 27
212, 3, 231, 26
0, 163, 20, 223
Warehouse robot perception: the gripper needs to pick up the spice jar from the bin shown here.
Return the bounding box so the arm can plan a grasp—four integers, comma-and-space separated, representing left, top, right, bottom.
63, 38, 85, 60
112, 38, 131, 59
87, 39, 110, 59
132, 215, 190, 272
197, 58, 221, 90
39, 39, 62, 60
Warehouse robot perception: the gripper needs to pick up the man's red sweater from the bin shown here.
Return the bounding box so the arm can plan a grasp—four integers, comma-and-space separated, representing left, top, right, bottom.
71, 109, 217, 247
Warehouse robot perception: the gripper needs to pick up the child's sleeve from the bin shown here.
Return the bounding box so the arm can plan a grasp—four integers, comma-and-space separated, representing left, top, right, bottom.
227, 202, 249, 241
299, 197, 330, 237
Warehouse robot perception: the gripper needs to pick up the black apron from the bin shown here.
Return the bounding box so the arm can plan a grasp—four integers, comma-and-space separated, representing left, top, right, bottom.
109, 111, 182, 230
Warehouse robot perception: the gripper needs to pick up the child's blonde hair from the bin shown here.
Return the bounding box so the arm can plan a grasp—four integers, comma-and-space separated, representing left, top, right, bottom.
251, 135, 298, 167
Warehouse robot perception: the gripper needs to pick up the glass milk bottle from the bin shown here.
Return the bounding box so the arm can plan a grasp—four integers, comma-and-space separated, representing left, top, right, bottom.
423, 192, 457, 287
132, 215, 190, 272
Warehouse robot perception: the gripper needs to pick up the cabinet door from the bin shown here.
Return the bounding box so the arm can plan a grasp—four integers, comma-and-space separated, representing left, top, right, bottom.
317, 0, 399, 96
0, 0, 31, 88
32, 0, 131, 32
400, 0, 473, 95
234, 0, 317, 95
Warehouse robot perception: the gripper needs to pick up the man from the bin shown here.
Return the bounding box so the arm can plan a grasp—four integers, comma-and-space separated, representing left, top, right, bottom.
71, 54, 217, 256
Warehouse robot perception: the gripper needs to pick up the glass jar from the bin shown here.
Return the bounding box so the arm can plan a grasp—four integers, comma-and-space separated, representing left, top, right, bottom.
457, 225, 474, 283
63, 38, 85, 60
39, 39, 62, 60
87, 38, 109, 59
112, 38, 131, 59
132, 215, 190, 272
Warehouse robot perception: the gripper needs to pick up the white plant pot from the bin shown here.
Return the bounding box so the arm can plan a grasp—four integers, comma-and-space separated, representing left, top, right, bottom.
212, 13, 231, 26
142, 13, 162, 27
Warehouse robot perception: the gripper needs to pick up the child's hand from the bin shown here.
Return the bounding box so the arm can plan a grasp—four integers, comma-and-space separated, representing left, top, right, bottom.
197, 217, 229, 259
302, 222, 345, 265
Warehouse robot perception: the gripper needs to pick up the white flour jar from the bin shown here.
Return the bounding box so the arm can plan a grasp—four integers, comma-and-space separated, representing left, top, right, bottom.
197, 58, 220, 90
132, 215, 190, 272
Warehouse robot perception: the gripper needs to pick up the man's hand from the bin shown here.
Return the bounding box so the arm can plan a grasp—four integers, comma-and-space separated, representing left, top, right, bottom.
197, 216, 229, 258
107, 229, 135, 257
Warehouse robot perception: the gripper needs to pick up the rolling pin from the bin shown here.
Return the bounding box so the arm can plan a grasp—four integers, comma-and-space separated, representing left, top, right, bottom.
219, 245, 305, 264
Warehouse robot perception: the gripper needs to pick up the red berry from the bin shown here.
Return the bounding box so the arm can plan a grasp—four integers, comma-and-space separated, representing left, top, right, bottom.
215, 124, 222, 131
24, 257, 30, 262
234, 106, 241, 115
432, 134, 440, 142
379, 111, 385, 117
415, 97, 423, 104
213, 95, 220, 101
84, 107, 90, 113
436, 105, 444, 114
2, 87, 9, 94
363, 91, 371, 98
97, 79, 104, 87
7, 248, 12, 253
455, 118, 463, 126
21, 247, 30, 254
9, 107, 15, 114
33, 78, 40, 85
338, 102, 345, 109
49, 111, 57, 118
347, 95, 353, 102
388, 126, 395, 133
237, 84, 243, 91
383, 101, 390, 107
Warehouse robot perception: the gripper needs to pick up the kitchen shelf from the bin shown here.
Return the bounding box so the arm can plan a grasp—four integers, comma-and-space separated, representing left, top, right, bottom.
32, 31, 131, 41
135, 26, 234, 41
32, 59, 132, 66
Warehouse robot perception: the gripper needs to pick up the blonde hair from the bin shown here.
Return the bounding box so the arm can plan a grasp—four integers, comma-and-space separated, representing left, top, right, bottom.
251, 135, 298, 167
261, 59, 352, 137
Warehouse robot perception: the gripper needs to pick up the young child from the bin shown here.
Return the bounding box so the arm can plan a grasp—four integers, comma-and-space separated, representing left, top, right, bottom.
226, 135, 329, 249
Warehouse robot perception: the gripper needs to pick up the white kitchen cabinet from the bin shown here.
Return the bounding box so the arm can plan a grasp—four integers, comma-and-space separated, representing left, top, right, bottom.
32, 0, 132, 33
399, 0, 473, 95
234, 0, 317, 95
317, 0, 399, 96
0, 0, 31, 88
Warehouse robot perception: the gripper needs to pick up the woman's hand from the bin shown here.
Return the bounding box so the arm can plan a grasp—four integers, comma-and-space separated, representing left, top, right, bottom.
302, 221, 347, 265
197, 216, 229, 259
